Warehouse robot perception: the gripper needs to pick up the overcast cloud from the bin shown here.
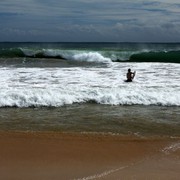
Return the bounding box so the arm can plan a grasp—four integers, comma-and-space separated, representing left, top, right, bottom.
0, 0, 180, 42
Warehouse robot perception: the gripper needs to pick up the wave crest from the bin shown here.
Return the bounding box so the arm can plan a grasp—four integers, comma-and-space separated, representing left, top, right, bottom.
0, 87, 180, 107
0, 47, 180, 63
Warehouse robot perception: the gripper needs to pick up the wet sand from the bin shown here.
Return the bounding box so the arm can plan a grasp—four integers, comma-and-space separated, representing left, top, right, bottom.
0, 132, 179, 180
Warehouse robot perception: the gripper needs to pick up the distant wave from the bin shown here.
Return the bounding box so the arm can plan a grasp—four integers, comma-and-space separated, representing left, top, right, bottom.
0, 48, 65, 59
129, 51, 180, 63
0, 47, 180, 63
0, 48, 111, 63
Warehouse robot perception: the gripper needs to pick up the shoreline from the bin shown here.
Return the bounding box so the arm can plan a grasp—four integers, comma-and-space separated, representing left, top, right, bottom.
0, 131, 179, 180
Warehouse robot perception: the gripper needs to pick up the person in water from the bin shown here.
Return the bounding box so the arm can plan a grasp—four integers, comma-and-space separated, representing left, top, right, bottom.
126, 68, 136, 82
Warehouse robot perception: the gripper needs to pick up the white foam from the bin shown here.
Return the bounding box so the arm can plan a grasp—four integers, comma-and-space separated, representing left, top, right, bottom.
75, 166, 128, 180
162, 142, 180, 155
21, 48, 112, 63
0, 62, 180, 107
63, 51, 111, 63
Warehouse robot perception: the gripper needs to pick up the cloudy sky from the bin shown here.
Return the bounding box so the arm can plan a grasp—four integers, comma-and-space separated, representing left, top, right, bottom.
0, 0, 180, 42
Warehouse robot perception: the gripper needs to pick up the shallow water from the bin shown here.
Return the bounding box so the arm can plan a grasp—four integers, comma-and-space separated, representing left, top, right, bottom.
0, 104, 179, 137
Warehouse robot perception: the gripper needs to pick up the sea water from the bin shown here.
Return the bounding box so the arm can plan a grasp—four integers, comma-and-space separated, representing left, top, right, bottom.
0, 42, 179, 137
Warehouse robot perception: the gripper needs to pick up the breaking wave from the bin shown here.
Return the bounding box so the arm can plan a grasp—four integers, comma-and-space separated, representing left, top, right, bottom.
0, 87, 180, 108
0, 47, 180, 63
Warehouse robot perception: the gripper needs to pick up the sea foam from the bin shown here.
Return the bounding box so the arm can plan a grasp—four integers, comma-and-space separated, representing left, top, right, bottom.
0, 62, 180, 107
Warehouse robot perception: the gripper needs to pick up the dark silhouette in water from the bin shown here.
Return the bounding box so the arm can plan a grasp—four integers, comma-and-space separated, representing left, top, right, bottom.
125, 68, 136, 82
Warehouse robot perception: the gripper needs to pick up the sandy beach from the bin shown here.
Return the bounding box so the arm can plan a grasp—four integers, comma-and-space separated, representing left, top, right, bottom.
0, 131, 179, 180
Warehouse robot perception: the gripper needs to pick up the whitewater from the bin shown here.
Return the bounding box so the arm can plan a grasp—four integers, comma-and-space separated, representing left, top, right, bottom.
0, 42, 180, 107
0, 61, 179, 107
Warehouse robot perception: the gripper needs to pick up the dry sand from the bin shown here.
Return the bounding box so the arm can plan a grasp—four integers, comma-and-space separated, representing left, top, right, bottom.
0, 132, 179, 180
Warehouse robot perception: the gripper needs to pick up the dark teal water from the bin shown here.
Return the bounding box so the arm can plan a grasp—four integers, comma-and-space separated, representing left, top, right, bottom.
0, 42, 180, 63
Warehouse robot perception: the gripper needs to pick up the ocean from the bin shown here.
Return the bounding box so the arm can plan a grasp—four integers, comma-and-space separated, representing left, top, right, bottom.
0, 42, 179, 137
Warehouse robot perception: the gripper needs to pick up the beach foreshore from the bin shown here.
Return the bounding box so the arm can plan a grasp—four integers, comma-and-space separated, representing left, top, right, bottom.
0, 131, 179, 180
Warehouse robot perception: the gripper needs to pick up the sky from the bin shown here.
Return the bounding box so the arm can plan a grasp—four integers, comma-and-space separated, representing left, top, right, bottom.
0, 0, 180, 42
